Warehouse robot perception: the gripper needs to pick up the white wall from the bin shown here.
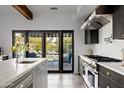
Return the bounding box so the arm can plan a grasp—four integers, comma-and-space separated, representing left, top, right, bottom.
0, 12, 85, 73
90, 20, 124, 59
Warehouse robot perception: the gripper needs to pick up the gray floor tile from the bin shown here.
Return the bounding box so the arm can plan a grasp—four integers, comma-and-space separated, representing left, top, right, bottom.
48, 73, 87, 88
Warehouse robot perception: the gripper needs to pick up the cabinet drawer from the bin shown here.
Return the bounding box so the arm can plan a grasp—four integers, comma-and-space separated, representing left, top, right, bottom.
97, 64, 111, 77
111, 70, 124, 87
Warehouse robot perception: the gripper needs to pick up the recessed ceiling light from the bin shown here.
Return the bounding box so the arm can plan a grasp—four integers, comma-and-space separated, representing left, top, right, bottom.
50, 7, 58, 10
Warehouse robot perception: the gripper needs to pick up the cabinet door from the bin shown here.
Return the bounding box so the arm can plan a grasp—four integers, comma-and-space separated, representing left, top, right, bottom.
41, 62, 48, 88
33, 64, 44, 88
110, 80, 121, 88
79, 63, 82, 75
79, 63, 84, 76
90, 30, 99, 44
85, 30, 99, 44
111, 70, 124, 87
98, 72, 111, 88
85, 30, 91, 44
113, 6, 124, 39
33, 62, 48, 88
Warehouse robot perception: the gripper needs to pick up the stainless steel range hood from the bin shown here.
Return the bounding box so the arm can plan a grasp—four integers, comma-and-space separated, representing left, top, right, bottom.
81, 10, 112, 30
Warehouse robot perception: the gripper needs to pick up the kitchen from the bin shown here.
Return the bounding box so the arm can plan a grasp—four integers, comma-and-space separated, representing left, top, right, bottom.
0, 5, 124, 88
79, 5, 124, 88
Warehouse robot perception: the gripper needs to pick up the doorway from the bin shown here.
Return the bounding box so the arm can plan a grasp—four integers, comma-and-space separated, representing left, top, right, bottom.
12, 30, 74, 73
46, 32, 60, 72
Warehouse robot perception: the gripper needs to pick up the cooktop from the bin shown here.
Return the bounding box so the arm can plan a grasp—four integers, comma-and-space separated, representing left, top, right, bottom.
85, 55, 122, 62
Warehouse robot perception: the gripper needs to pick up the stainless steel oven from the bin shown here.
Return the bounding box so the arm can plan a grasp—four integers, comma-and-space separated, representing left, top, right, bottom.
87, 68, 98, 88
79, 55, 98, 88
83, 65, 98, 88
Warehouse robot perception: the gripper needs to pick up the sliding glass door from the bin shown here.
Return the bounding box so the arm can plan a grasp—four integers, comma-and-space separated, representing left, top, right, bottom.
46, 32, 60, 71
62, 32, 73, 72
12, 30, 74, 73
28, 32, 43, 58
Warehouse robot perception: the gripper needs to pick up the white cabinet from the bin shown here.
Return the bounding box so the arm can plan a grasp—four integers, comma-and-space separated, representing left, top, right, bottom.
33, 61, 47, 88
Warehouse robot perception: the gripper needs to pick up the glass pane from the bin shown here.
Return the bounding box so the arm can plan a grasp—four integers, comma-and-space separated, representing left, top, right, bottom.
14, 32, 25, 58
28, 32, 42, 58
63, 33, 72, 71
46, 33, 59, 71
14, 33, 25, 45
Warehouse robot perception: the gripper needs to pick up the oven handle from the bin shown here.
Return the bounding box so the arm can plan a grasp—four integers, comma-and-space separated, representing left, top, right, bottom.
88, 68, 98, 75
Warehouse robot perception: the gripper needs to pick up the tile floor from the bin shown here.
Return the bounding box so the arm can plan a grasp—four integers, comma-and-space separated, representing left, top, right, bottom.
48, 73, 87, 88
48, 62, 72, 71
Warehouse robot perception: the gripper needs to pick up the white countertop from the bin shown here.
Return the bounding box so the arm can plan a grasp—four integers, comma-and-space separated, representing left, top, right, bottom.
97, 62, 124, 76
0, 58, 47, 88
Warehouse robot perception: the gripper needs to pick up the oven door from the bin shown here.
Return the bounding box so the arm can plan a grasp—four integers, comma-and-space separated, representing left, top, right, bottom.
87, 69, 98, 88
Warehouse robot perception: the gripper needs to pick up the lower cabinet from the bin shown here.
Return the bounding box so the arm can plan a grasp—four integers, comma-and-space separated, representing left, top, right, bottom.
98, 72, 121, 88
98, 73, 111, 88
97, 64, 123, 88
33, 61, 48, 88
5, 60, 47, 88
110, 80, 122, 88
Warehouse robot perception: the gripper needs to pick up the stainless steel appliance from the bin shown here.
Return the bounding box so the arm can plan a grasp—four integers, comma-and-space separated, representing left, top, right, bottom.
79, 56, 98, 88
79, 55, 121, 88
81, 6, 112, 30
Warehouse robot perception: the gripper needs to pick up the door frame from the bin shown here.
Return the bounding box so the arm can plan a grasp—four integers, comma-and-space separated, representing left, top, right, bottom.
45, 31, 61, 73
61, 30, 74, 73
12, 30, 74, 73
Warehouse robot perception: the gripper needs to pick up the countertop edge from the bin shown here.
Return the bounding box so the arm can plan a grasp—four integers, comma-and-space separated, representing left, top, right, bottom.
0, 58, 47, 88
97, 62, 124, 76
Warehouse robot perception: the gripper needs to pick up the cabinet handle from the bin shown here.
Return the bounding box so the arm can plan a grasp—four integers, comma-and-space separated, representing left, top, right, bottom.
107, 72, 109, 76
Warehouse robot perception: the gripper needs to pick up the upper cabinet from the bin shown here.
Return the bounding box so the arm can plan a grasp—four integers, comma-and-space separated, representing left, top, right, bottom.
81, 5, 124, 40
85, 29, 99, 44
113, 6, 124, 39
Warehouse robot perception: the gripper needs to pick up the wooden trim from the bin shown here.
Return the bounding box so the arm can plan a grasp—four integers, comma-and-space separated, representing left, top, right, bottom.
12, 5, 33, 20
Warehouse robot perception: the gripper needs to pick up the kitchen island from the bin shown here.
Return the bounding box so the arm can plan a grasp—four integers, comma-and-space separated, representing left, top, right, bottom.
0, 58, 47, 88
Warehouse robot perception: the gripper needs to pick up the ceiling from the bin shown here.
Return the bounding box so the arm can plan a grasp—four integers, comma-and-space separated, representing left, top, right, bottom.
76, 5, 97, 22
28, 5, 78, 15
0, 5, 97, 22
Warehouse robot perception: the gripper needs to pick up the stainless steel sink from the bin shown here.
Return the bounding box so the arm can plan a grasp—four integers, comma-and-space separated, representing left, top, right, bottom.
19, 60, 36, 64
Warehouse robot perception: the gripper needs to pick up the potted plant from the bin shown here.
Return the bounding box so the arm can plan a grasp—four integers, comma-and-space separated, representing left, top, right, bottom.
10, 43, 28, 62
